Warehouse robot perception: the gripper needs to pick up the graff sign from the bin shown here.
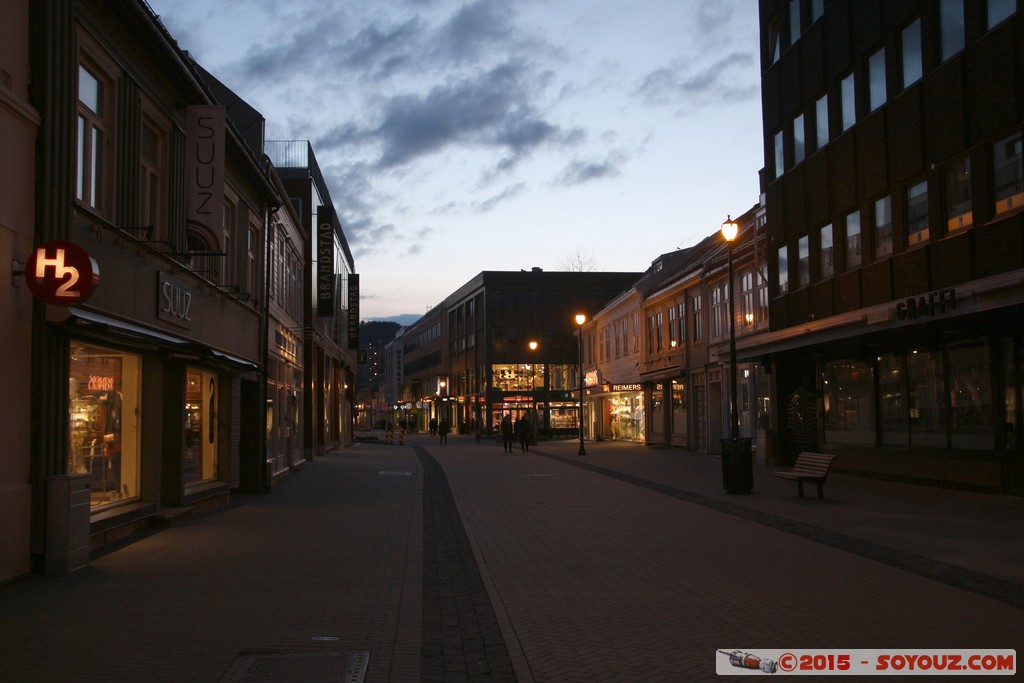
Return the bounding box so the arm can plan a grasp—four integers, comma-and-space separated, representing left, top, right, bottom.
894, 288, 956, 321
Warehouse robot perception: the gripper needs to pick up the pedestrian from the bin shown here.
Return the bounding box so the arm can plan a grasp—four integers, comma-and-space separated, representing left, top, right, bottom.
500, 413, 514, 453
438, 418, 450, 445
516, 415, 530, 452
429, 417, 437, 436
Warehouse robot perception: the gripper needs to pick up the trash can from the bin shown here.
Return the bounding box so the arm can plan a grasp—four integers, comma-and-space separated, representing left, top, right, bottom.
720, 437, 753, 494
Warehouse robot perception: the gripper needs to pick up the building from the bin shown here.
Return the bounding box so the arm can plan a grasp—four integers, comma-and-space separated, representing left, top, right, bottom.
398, 305, 446, 432
755, 0, 1024, 493
26, 0, 283, 575
266, 141, 358, 457
0, 0, 39, 583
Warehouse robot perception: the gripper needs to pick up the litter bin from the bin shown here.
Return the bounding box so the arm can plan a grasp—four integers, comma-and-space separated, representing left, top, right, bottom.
720, 437, 753, 494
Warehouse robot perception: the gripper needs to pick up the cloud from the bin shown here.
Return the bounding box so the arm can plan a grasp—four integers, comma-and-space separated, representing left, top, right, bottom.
635, 52, 758, 113
553, 149, 627, 187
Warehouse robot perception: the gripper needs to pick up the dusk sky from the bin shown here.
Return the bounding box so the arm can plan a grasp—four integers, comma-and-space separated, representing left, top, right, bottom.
147, 0, 766, 321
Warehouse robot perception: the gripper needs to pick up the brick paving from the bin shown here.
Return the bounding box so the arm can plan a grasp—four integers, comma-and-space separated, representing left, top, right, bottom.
0, 433, 1020, 682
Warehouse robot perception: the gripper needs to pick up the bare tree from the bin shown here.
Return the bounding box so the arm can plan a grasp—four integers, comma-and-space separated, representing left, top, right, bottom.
557, 247, 598, 272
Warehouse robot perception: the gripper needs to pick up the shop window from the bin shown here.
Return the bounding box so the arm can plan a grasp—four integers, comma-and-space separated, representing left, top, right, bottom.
777, 245, 789, 294
940, 0, 965, 61
901, 19, 922, 89
993, 133, 1023, 215
792, 113, 805, 165
841, 73, 856, 132
814, 93, 829, 150
948, 342, 994, 449
874, 195, 893, 258
945, 157, 972, 232
846, 210, 862, 268
906, 181, 929, 246
878, 353, 909, 446
76, 63, 110, 213
797, 235, 810, 287
908, 349, 946, 448
69, 343, 141, 509
184, 368, 219, 485
868, 47, 886, 112
988, 0, 1016, 29
819, 224, 834, 279
823, 360, 876, 445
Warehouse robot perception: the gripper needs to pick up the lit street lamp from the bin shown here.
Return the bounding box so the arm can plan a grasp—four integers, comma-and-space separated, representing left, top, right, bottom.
720, 216, 752, 493
575, 313, 587, 456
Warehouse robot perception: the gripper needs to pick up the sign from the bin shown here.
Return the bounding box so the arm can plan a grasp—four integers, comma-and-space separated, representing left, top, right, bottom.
347, 273, 360, 349
157, 271, 195, 329
317, 206, 335, 316
185, 106, 225, 235
24, 241, 99, 305
894, 288, 956, 321
611, 383, 642, 392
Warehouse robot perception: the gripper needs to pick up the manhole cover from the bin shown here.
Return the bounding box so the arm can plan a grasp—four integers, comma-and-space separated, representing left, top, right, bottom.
219, 650, 369, 683
378, 470, 412, 476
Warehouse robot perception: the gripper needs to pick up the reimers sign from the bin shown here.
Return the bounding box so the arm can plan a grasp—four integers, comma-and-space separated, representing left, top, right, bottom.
24, 241, 99, 305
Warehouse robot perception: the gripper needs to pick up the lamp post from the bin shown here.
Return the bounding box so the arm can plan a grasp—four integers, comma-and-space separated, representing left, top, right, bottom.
575, 313, 587, 455
720, 216, 752, 493
528, 340, 541, 443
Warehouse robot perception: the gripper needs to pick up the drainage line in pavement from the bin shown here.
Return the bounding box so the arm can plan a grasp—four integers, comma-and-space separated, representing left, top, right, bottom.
415, 447, 518, 682
534, 449, 1024, 610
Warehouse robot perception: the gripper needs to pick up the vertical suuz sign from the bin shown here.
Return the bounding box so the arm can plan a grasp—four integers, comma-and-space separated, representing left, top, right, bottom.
185, 105, 225, 235
317, 206, 335, 316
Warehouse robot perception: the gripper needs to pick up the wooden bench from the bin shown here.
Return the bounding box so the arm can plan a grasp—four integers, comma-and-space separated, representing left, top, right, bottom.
769, 452, 837, 499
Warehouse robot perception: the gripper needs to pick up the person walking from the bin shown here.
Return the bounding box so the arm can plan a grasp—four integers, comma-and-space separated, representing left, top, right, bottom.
500, 413, 514, 453
438, 418, 450, 445
516, 415, 530, 453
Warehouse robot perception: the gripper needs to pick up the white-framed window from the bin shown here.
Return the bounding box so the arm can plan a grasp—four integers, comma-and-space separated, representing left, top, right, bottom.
902, 19, 922, 89
77, 63, 109, 212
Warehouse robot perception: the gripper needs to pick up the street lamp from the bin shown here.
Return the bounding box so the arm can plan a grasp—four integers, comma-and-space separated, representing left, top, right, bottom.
575, 313, 587, 455
528, 340, 541, 442
720, 216, 752, 493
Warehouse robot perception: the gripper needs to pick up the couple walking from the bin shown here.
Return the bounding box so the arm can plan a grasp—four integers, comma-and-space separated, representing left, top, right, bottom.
500, 412, 531, 453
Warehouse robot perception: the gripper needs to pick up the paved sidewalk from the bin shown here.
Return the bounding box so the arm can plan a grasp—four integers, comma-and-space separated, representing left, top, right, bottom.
0, 431, 1020, 682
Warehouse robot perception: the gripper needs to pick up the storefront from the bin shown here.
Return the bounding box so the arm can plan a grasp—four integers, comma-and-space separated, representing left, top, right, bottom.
589, 384, 645, 442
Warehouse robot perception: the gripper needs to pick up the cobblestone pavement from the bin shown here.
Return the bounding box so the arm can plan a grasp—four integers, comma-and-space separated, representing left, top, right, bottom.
0, 433, 1020, 682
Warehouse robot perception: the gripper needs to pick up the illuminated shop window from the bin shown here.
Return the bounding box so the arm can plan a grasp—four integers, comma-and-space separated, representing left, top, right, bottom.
69, 343, 141, 509
185, 368, 219, 484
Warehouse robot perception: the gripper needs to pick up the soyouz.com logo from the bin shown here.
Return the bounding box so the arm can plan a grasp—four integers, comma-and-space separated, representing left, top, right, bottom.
716, 649, 1015, 675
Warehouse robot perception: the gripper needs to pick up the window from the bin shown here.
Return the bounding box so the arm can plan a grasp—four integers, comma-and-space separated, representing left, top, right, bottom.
656, 312, 663, 352
874, 195, 893, 258
221, 199, 236, 286
823, 360, 875, 445
908, 348, 946, 448
994, 133, 1023, 215
841, 73, 856, 131
792, 114, 805, 165
77, 64, 108, 212
675, 303, 685, 346
767, 16, 781, 65
949, 342, 994, 449
868, 47, 886, 111
814, 93, 829, 150
247, 222, 259, 297
846, 210, 862, 268
789, 0, 801, 45
711, 286, 724, 338
820, 224, 834, 279
988, 0, 1016, 28
647, 314, 656, 353
139, 116, 166, 237
185, 368, 219, 485
774, 130, 785, 178
945, 157, 972, 232
741, 272, 754, 329
810, 0, 824, 23
69, 343, 142, 509
879, 353, 908, 446
691, 295, 702, 342
797, 235, 810, 287
777, 245, 789, 294
757, 264, 769, 323
668, 307, 677, 349
906, 181, 929, 246
940, 0, 965, 61
902, 19, 922, 89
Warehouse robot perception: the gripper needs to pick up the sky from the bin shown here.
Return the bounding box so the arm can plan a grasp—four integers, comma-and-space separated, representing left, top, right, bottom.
147, 0, 766, 321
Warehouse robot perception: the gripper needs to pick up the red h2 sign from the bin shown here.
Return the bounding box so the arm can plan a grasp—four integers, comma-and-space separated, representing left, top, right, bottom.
24, 241, 100, 306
